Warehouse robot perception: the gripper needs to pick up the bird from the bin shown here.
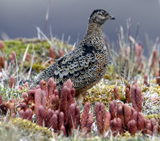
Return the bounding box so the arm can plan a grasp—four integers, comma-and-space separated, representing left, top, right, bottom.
30, 9, 115, 100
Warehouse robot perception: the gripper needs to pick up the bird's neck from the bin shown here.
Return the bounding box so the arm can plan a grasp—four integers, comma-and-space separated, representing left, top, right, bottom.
84, 22, 103, 39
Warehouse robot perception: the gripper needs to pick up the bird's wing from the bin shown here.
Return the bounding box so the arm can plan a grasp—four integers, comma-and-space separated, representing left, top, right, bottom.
54, 46, 101, 90
32, 45, 103, 90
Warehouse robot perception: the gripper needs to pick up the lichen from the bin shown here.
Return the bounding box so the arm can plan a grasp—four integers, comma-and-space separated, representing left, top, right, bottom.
12, 118, 53, 138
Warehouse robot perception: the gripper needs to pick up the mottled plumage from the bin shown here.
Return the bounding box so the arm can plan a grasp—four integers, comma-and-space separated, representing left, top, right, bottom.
31, 9, 115, 98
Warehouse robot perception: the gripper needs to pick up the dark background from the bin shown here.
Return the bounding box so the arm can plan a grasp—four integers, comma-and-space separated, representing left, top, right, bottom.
0, 0, 160, 47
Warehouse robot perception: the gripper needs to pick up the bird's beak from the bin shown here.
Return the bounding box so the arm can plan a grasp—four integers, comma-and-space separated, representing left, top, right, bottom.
109, 15, 115, 20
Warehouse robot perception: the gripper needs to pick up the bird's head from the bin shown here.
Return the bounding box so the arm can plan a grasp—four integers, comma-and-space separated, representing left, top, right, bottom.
89, 9, 115, 25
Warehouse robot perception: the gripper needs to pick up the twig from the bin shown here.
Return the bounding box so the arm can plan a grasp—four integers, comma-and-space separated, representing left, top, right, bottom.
27, 51, 35, 80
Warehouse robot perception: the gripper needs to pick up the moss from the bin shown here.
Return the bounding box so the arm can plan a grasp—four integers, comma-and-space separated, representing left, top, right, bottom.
85, 82, 115, 104
85, 81, 128, 104
0, 117, 54, 140
2, 38, 73, 60
12, 118, 53, 138
24, 62, 47, 72
144, 114, 160, 120
0, 85, 28, 102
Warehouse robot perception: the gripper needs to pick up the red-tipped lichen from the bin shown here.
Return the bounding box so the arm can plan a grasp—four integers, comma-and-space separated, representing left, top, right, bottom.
50, 94, 59, 110
37, 105, 45, 126
131, 85, 143, 112
9, 51, 16, 64
35, 89, 42, 117
52, 113, 58, 132
153, 125, 158, 135
110, 118, 123, 136
20, 102, 27, 111
135, 43, 142, 65
0, 56, 5, 69
9, 76, 15, 88
109, 100, 116, 119
128, 119, 137, 135
60, 125, 67, 136
103, 112, 111, 132
26, 53, 31, 62
137, 112, 144, 130
150, 50, 157, 73
125, 87, 131, 103
59, 112, 64, 130
48, 77, 56, 98
59, 50, 64, 57
22, 92, 28, 103
68, 103, 77, 131
156, 59, 160, 85
159, 58, 160, 76
81, 102, 90, 131
28, 90, 35, 103
143, 119, 152, 135
114, 86, 120, 100
25, 109, 33, 121
156, 71, 160, 85
49, 46, 55, 60
45, 108, 53, 128
81, 102, 93, 133
6, 100, 15, 116
131, 108, 138, 123
150, 118, 157, 132
117, 104, 124, 125
60, 85, 69, 124
135, 87, 143, 112
123, 104, 131, 127
85, 113, 94, 133
0, 93, 3, 105
95, 102, 106, 134
40, 79, 48, 99
158, 117, 160, 134
144, 74, 150, 86
0, 41, 4, 50
19, 110, 25, 119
